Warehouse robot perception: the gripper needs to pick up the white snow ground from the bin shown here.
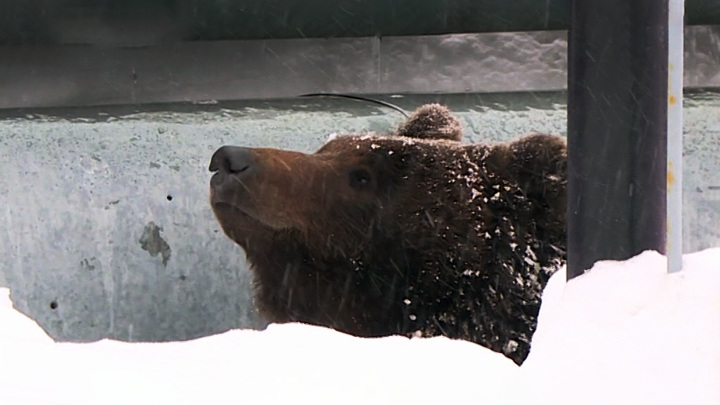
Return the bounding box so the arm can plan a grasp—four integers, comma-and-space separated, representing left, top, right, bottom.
1, 248, 719, 405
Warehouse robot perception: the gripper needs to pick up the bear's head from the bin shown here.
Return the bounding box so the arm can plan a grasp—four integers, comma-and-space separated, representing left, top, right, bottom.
209, 104, 566, 364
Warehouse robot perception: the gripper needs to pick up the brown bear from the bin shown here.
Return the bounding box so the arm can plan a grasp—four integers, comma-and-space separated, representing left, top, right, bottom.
209, 104, 566, 365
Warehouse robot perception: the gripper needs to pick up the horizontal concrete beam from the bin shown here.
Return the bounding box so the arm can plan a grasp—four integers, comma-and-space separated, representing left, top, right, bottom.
1, 26, 720, 111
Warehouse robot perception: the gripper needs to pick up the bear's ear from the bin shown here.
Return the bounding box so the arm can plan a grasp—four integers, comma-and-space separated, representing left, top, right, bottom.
395, 104, 463, 142
508, 133, 567, 203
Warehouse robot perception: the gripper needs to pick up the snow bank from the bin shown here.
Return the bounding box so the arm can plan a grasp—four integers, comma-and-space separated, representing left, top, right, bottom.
1, 248, 719, 404
0, 289, 517, 404
522, 249, 720, 405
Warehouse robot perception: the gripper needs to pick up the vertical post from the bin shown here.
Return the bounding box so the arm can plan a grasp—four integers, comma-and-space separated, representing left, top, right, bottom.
567, 1, 669, 279
667, 0, 684, 273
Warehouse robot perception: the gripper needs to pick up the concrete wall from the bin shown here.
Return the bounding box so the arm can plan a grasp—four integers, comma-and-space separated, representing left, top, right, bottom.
2, 91, 719, 343
2, 25, 720, 343
0, 93, 564, 342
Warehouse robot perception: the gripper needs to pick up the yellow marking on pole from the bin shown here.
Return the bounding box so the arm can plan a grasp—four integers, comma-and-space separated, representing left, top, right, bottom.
667, 161, 676, 187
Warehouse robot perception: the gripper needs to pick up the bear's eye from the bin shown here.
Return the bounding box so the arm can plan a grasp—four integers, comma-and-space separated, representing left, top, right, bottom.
348, 168, 372, 189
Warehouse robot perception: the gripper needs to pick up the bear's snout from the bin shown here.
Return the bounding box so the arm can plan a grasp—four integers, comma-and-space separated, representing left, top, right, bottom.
209, 145, 318, 230
208, 145, 257, 208
209, 145, 254, 175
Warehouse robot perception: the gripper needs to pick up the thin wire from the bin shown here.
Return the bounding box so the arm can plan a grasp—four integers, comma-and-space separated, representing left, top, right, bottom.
299, 93, 409, 118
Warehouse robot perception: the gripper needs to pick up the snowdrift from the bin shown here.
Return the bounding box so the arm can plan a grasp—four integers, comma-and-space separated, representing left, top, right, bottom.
1, 248, 718, 404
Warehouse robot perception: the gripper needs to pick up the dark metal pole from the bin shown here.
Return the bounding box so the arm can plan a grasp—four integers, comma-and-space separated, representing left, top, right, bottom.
567, 1, 668, 279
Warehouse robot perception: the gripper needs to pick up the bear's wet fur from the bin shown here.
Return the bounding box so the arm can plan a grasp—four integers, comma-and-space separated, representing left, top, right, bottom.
209, 104, 566, 364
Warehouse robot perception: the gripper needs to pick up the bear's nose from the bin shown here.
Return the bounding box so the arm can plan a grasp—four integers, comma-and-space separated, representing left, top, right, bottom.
209, 146, 253, 174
